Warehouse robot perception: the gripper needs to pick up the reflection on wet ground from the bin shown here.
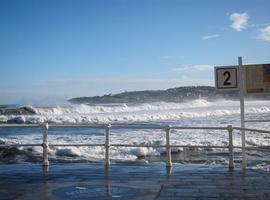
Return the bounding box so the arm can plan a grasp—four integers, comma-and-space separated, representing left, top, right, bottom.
0, 163, 270, 199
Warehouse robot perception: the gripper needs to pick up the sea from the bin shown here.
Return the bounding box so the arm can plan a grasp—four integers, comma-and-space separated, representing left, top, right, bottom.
0, 99, 270, 171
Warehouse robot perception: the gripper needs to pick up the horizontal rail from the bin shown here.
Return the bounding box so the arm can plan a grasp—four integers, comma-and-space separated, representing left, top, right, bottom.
245, 119, 270, 123
111, 144, 230, 148
1, 145, 267, 150
0, 124, 235, 130
1, 123, 269, 170
0, 144, 250, 149
234, 127, 270, 134
0, 144, 239, 149
0, 144, 42, 147
110, 144, 166, 148
49, 124, 105, 129
0, 124, 267, 132
2, 144, 268, 150
0, 124, 269, 134
50, 124, 229, 130
98, 124, 165, 129
169, 126, 228, 130
49, 144, 104, 147
0, 124, 42, 128
245, 146, 270, 150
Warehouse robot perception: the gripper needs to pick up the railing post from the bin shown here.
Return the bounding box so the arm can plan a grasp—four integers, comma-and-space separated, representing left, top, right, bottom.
241, 128, 247, 169
42, 122, 49, 166
166, 125, 172, 167
228, 125, 234, 169
105, 124, 111, 166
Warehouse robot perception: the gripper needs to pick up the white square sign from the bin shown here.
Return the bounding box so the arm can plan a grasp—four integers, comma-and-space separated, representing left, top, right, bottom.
215, 67, 238, 90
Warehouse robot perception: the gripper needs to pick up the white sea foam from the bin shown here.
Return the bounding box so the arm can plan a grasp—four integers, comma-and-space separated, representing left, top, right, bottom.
32, 99, 212, 115
0, 126, 269, 163
1, 99, 270, 124
0, 99, 270, 166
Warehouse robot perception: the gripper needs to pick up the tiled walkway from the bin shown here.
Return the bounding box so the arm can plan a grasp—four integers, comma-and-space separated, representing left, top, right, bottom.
0, 163, 269, 200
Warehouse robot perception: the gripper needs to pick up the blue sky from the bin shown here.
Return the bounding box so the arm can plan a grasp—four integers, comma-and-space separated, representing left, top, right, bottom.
0, 0, 270, 104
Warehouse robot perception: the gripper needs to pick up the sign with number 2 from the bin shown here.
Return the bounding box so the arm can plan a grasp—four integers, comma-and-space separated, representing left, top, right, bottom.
215, 67, 238, 90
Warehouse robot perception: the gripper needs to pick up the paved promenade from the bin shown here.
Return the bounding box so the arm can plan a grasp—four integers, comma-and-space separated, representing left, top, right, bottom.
0, 163, 269, 200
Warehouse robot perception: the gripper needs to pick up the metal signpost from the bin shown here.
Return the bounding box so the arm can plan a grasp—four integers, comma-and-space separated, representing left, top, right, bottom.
215, 57, 270, 169
215, 58, 246, 168
238, 57, 246, 169
215, 57, 247, 168
214, 59, 243, 158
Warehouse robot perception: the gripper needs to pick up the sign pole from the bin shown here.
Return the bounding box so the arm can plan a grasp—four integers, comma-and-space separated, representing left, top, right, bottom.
238, 56, 247, 169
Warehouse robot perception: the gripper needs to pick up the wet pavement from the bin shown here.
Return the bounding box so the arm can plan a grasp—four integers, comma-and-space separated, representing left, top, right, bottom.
0, 163, 270, 200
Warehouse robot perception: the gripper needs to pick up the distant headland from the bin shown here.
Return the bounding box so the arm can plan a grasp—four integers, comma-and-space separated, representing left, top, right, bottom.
69, 86, 243, 104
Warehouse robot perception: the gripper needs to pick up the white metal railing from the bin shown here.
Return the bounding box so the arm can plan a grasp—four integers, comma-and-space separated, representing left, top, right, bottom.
0, 123, 270, 169
245, 119, 270, 123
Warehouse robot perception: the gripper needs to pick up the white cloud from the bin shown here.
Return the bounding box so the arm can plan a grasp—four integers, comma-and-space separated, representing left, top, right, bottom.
202, 34, 220, 40
249, 23, 270, 28
257, 26, 270, 42
230, 12, 249, 31
173, 65, 213, 73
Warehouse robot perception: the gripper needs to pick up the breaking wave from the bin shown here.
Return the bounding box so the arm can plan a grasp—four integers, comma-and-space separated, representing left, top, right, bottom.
1, 99, 270, 124
33, 99, 212, 115
1, 99, 270, 168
